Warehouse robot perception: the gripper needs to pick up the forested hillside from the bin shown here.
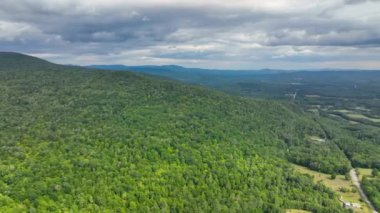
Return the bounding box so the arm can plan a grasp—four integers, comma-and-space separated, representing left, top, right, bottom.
93, 64, 380, 170
363, 177, 380, 211
0, 53, 350, 212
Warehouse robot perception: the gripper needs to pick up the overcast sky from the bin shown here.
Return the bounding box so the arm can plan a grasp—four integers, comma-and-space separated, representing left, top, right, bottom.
1, 0, 380, 69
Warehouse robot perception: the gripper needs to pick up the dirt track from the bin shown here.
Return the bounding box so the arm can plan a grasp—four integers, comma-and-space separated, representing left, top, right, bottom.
350, 169, 378, 213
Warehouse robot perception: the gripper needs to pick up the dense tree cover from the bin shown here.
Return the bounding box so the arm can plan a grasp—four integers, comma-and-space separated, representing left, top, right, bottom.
91, 54, 380, 211
115, 63, 380, 170
362, 178, 380, 211
0, 53, 348, 212
286, 142, 350, 174
317, 118, 380, 169
93, 60, 380, 170
97, 65, 380, 116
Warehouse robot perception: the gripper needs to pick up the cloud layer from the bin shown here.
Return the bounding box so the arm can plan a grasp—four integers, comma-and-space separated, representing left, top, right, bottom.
1, 0, 380, 69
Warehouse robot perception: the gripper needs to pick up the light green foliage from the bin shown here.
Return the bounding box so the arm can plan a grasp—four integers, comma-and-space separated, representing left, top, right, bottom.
0, 53, 348, 212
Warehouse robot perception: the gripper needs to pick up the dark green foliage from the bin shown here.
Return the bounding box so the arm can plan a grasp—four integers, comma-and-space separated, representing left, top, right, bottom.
0, 53, 347, 212
362, 178, 380, 211
94, 65, 380, 116
96, 63, 380, 170
286, 141, 351, 174
317, 118, 380, 169
373, 169, 379, 177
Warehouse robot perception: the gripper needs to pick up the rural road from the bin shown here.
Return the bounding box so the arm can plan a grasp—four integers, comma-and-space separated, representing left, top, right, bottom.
350, 169, 378, 213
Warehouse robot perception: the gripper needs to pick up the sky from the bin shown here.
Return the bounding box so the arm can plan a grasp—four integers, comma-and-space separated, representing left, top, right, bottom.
0, 0, 380, 69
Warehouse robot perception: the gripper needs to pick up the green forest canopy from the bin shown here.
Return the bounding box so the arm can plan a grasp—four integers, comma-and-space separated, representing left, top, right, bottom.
1, 52, 377, 211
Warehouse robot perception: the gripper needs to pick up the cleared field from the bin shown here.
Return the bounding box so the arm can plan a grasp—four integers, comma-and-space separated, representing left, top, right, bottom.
357, 168, 373, 181
354, 106, 370, 112
336, 109, 351, 113
286, 209, 311, 213
307, 108, 319, 113
347, 113, 380, 122
307, 135, 326, 143
335, 109, 380, 123
293, 165, 371, 213
304, 94, 321, 98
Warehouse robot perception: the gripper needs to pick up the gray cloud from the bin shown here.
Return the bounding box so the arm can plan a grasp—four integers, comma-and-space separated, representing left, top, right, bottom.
0, 0, 379, 69
344, 0, 380, 5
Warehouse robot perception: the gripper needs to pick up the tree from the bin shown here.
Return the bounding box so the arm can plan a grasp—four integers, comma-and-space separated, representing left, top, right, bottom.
345, 173, 350, 180
372, 169, 379, 177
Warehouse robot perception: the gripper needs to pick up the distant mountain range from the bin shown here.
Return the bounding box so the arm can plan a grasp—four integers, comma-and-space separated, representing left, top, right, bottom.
88, 64, 380, 90
88, 64, 380, 75
87, 64, 290, 75
87, 65, 292, 85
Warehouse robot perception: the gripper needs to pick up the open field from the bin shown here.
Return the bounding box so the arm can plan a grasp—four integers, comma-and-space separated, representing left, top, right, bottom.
357, 168, 373, 181
354, 107, 371, 112
334, 109, 380, 123
307, 135, 326, 143
293, 165, 372, 213
286, 209, 311, 213
304, 95, 321, 98
347, 113, 380, 123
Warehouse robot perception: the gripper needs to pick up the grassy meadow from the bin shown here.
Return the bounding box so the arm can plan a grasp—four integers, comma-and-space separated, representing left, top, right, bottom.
293, 165, 372, 213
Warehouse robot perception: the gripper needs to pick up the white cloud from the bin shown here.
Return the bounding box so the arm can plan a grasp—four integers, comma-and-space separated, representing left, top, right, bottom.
0, 21, 38, 41
333, 1, 380, 22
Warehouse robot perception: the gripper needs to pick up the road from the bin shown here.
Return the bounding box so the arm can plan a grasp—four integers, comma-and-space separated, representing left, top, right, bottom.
350, 169, 378, 213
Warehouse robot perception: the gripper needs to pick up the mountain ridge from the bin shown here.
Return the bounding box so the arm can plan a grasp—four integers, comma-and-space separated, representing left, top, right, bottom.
0, 52, 352, 211
88, 64, 380, 73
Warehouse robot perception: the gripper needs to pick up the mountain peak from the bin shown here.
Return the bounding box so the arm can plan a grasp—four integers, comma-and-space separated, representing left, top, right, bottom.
0, 52, 39, 59
0, 52, 56, 70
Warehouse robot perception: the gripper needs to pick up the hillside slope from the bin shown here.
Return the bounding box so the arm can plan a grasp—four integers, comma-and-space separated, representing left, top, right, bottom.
0, 53, 348, 212
92, 63, 380, 169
